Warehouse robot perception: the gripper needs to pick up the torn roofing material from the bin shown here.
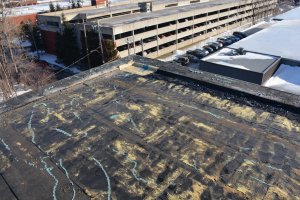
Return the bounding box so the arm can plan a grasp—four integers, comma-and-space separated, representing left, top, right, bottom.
0, 56, 300, 199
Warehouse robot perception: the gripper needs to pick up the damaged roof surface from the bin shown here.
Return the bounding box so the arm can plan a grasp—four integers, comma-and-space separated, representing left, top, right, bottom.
0, 56, 300, 199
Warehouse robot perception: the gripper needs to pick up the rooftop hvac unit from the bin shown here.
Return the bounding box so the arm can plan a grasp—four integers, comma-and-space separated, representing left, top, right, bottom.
139, 2, 152, 12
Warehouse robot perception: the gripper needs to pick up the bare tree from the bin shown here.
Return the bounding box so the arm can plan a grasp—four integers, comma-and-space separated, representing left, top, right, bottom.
0, 0, 56, 100
0, 0, 19, 98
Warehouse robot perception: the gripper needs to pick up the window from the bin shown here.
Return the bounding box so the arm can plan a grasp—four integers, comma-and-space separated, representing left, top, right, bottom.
46, 21, 59, 27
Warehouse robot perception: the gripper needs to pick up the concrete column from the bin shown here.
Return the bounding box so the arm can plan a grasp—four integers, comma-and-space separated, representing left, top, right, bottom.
133, 23, 135, 54
205, 12, 208, 34
176, 14, 178, 50
156, 24, 159, 55
192, 12, 194, 43
112, 27, 115, 42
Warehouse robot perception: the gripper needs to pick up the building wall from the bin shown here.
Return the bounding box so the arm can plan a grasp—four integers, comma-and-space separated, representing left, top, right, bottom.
91, 0, 106, 6
113, 0, 277, 58
198, 60, 264, 84
38, 0, 277, 57
42, 30, 57, 55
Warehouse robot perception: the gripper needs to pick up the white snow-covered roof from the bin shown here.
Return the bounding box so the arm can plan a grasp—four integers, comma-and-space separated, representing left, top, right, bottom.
202, 48, 277, 72
230, 20, 300, 61
264, 64, 300, 95
273, 6, 300, 20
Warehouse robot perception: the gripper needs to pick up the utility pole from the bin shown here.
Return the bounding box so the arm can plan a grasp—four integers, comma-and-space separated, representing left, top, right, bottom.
83, 22, 91, 68
97, 20, 104, 63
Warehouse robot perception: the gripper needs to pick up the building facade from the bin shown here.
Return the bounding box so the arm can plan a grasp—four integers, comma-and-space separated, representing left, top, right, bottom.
38, 0, 277, 58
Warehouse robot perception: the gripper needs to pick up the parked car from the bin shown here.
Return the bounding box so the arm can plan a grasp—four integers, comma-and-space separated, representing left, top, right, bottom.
233, 31, 247, 38
217, 38, 230, 46
224, 35, 239, 42
174, 56, 189, 66
202, 45, 214, 53
217, 37, 233, 45
185, 54, 200, 62
207, 42, 222, 49
205, 43, 219, 51
186, 50, 206, 59
231, 33, 244, 40
196, 48, 209, 56
215, 40, 225, 47
231, 35, 241, 41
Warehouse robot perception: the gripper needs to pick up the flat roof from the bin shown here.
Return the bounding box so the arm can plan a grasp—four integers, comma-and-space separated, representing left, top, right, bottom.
39, 0, 197, 17
84, 3, 140, 16
96, 0, 237, 27
202, 48, 279, 73
230, 20, 300, 61
84, 0, 208, 17
273, 6, 300, 20
0, 56, 300, 199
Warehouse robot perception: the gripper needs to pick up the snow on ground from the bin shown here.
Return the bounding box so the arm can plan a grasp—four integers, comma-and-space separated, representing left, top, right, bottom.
264, 64, 300, 95
39, 53, 82, 74
20, 40, 32, 48
230, 20, 300, 61
27, 50, 82, 74
12, 38, 32, 48
274, 6, 300, 20
0, 84, 31, 103
39, 53, 65, 67
9, 0, 91, 16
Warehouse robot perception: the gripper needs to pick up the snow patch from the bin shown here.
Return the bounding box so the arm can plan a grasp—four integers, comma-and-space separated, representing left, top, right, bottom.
230, 20, 300, 61
274, 6, 300, 20
8, 0, 91, 16
264, 64, 300, 95
0, 84, 31, 103
213, 61, 250, 70
36, 53, 82, 75
202, 48, 275, 71
203, 48, 274, 61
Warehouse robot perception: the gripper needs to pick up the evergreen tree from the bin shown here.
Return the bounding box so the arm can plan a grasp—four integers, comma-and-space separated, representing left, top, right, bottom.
80, 31, 119, 68
76, 0, 82, 8
103, 40, 119, 62
61, 26, 80, 65
71, 0, 76, 9
56, 31, 64, 62
56, 4, 62, 11
49, 2, 55, 12
80, 31, 100, 68
56, 18, 80, 66
21, 22, 44, 52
